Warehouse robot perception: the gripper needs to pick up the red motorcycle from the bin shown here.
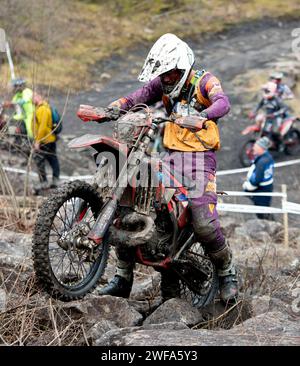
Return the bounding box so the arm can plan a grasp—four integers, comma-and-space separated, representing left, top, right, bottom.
32, 105, 218, 308
239, 114, 300, 167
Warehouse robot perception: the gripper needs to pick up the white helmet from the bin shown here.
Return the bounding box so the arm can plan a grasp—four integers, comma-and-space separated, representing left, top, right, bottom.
138, 33, 195, 99
270, 71, 284, 80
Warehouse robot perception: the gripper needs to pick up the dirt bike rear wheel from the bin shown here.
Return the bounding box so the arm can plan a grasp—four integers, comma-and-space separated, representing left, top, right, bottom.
239, 139, 255, 167
173, 242, 219, 308
32, 180, 109, 301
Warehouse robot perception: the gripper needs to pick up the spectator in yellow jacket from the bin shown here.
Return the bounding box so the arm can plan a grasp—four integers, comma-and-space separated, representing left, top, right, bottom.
32, 93, 60, 190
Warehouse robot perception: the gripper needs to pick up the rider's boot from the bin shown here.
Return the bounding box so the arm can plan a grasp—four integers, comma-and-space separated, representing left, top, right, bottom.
208, 243, 239, 303
98, 259, 134, 298
160, 269, 181, 302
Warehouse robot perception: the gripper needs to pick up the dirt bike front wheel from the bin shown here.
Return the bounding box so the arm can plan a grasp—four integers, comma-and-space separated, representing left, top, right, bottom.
32, 180, 109, 301
239, 139, 255, 167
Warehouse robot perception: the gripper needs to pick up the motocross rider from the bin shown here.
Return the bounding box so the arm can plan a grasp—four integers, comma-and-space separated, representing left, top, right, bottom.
269, 71, 294, 100
99, 33, 238, 303
250, 81, 289, 150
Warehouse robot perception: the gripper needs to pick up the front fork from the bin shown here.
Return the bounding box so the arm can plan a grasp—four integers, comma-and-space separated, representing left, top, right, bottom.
87, 126, 154, 245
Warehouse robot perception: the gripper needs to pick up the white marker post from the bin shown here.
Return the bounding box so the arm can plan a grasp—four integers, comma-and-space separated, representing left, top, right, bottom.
282, 184, 289, 248
0, 28, 6, 52
5, 41, 15, 80
0, 28, 6, 76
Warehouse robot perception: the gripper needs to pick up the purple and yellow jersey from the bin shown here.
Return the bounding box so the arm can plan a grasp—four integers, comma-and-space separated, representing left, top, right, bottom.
111, 70, 230, 152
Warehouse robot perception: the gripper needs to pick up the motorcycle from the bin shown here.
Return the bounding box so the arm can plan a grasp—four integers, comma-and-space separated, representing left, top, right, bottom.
239, 113, 300, 167
32, 104, 219, 308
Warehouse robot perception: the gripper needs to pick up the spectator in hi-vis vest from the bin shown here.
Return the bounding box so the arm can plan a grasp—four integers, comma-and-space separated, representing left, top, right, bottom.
242, 136, 275, 220
11, 79, 34, 138
4, 78, 34, 152
32, 92, 60, 191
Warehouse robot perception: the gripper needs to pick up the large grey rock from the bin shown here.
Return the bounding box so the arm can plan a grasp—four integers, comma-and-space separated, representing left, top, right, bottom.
269, 297, 289, 314
128, 297, 162, 317
231, 311, 300, 342
0, 230, 32, 266
97, 311, 299, 346
263, 220, 284, 236
62, 295, 143, 328
95, 322, 189, 346
234, 219, 282, 241
251, 295, 271, 316
233, 242, 299, 276
254, 231, 272, 243
86, 320, 118, 345
142, 321, 189, 331
130, 273, 160, 301
143, 298, 203, 327
268, 280, 299, 308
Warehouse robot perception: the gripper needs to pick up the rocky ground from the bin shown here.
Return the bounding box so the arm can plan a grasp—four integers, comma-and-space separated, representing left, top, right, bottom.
0, 214, 299, 346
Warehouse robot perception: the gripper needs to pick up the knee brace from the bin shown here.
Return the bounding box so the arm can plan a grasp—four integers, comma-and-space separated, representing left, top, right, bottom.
191, 205, 225, 253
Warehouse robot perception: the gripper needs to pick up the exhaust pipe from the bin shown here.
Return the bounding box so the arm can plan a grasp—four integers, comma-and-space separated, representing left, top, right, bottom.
109, 212, 156, 247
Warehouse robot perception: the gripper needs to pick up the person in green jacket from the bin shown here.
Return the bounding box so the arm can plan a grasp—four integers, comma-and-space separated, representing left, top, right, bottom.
10, 78, 34, 140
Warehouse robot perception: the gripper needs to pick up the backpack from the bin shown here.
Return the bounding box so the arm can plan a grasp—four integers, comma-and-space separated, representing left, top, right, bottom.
50, 105, 63, 135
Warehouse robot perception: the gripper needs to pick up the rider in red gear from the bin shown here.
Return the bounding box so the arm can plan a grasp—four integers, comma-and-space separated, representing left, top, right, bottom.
252, 81, 289, 150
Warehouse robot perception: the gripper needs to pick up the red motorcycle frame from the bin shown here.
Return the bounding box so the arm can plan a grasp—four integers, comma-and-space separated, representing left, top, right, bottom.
239, 114, 300, 167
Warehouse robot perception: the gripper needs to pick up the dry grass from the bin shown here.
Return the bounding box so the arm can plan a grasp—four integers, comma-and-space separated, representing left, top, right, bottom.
0, 266, 89, 345
1, 0, 300, 91
0, 145, 43, 232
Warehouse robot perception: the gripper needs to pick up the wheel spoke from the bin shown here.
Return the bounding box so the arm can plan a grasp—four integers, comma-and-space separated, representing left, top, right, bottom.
47, 196, 100, 287
175, 242, 217, 307
33, 181, 109, 300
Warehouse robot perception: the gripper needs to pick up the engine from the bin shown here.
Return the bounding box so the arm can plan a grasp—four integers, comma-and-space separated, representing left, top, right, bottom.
108, 207, 173, 262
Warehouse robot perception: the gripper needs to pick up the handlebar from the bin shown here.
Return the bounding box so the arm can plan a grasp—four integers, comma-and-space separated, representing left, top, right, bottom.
77, 104, 173, 125
77, 105, 109, 123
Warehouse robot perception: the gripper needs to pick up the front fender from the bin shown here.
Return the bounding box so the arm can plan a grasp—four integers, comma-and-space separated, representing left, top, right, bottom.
68, 133, 128, 155
68, 133, 126, 151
